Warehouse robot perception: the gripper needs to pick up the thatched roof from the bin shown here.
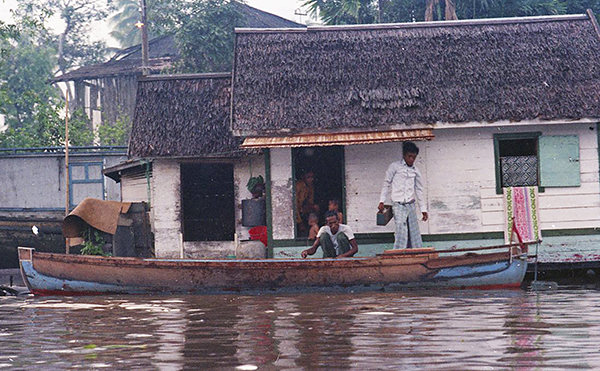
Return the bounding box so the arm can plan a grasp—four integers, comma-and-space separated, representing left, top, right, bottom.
128, 74, 244, 158
53, 3, 303, 82
232, 14, 600, 136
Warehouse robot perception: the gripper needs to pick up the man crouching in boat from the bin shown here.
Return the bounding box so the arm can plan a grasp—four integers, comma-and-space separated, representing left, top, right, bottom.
301, 210, 358, 258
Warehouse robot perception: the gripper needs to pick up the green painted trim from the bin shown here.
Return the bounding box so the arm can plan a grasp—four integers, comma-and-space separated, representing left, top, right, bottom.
597, 123, 600, 194
493, 132, 542, 195
493, 134, 502, 195
270, 228, 600, 247
341, 146, 347, 224
291, 148, 298, 239
265, 149, 274, 258
271, 239, 313, 248
542, 228, 600, 237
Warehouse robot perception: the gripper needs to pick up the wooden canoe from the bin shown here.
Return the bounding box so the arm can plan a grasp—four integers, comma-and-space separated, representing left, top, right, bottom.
18, 243, 530, 296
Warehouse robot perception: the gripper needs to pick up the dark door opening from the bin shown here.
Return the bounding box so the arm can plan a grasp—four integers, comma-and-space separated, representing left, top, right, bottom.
293, 146, 344, 238
181, 163, 235, 241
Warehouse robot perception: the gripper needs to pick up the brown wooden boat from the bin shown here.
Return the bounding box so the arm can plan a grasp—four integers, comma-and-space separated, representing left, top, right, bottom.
18, 243, 531, 296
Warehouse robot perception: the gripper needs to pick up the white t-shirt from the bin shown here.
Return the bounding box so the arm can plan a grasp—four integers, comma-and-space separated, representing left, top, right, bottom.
317, 224, 355, 255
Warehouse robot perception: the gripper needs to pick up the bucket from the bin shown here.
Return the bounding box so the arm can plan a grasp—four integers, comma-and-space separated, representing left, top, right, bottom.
248, 226, 268, 247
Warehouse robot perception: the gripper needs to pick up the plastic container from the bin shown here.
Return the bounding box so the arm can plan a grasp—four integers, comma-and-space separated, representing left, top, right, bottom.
248, 225, 268, 246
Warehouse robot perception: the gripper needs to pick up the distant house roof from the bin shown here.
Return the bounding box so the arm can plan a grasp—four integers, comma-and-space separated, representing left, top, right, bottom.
128, 74, 244, 158
52, 3, 304, 82
231, 13, 600, 136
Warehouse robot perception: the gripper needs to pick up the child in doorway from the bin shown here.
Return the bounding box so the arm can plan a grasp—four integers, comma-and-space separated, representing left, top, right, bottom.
308, 213, 320, 241
328, 198, 343, 223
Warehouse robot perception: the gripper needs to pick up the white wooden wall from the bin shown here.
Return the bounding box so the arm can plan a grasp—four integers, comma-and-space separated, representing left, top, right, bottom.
270, 148, 295, 240
475, 124, 600, 232
151, 159, 183, 258
345, 142, 429, 234
234, 154, 265, 240
147, 156, 266, 258
344, 123, 600, 236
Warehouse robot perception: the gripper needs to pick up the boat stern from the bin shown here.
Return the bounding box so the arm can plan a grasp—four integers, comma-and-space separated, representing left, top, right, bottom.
18, 247, 35, 293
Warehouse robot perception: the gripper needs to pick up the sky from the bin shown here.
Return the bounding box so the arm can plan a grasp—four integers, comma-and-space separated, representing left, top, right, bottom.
0, 0, 313, 47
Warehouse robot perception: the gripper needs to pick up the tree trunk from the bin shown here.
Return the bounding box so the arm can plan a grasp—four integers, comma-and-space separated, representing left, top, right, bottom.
425, 0, 438, 21
445, 0, 458, 20
425, 0, 458, 21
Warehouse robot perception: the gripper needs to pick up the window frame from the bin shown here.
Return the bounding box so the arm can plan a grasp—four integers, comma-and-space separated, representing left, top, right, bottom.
493, 132, 542, 195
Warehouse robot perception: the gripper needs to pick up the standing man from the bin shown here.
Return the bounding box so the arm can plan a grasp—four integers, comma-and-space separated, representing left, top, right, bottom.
302, 210, 358, 258
378, 142, 428, 249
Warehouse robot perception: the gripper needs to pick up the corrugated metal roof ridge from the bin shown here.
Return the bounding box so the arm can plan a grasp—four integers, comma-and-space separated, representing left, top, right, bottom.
241, 129, 434, 148
139, 72, 231, 82
234, 13, 588, 34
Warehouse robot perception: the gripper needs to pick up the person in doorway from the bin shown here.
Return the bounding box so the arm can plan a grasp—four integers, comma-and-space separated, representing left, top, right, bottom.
302, 210, 358, 258
307, 213, 320, 241
296, 171, 319, 232
328, 198, 344, 223
378, 141, 428, 249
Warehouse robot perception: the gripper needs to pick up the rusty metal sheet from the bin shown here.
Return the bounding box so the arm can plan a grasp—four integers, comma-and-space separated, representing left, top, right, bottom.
240, 129, 434, 149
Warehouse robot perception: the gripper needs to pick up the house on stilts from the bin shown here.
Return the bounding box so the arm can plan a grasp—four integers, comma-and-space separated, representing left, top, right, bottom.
108, 12, 600, 272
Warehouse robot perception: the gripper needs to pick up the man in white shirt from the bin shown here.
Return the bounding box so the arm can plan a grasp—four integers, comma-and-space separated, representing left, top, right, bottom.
301, 210, 358, 258
378, 142, 428, 249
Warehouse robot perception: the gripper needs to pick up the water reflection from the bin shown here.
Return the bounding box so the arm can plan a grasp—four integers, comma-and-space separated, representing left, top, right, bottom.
2, 288, 600, 369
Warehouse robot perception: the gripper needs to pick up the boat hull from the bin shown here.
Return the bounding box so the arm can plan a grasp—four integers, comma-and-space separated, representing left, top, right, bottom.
18, 247, 527, 296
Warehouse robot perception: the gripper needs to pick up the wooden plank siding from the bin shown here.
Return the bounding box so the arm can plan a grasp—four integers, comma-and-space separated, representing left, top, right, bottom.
267, 148, 295, 240
151, 160, 183, 258
269, 122, 600, 263
147, 156, 265, 258
233, 155, 265, 241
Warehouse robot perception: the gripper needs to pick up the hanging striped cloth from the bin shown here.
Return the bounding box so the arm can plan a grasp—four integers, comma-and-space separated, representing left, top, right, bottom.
503, 186, 541, 244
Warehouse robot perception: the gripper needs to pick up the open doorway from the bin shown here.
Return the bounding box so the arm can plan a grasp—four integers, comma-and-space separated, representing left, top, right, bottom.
293, 146, 345, 238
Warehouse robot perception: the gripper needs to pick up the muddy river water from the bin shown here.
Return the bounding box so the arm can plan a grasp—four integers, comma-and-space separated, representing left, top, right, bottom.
2, 286, 600, 370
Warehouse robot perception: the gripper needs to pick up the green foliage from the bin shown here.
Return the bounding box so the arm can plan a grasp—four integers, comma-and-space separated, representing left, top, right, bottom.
13, 0, 113, 73
97, 112, 131, 146
246, 175, 264, 193
80, 229, 108, 256
304, 0, 377, 24
149, 0, 243, 73
108, 0, 144, 48
0, 23, 59, 130
67, 109, 96, 146
306, 0, 598, 24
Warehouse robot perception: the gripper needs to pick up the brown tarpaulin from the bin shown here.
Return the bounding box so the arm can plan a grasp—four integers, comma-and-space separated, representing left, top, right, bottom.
63, 198, 132, 238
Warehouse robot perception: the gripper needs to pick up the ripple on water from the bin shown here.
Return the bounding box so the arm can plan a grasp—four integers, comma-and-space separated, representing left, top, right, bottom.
2, 289, 600, 369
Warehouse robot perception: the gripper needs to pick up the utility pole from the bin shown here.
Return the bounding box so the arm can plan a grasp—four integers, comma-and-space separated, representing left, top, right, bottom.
65, 89, 71, 253
139, 0, 149, 75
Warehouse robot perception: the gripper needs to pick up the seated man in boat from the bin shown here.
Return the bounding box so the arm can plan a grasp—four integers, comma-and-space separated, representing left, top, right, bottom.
301, 210, 358, 258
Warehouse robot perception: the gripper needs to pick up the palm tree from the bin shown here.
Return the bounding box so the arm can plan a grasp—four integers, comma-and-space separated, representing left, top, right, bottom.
303, 0, 377, 25
425, 0, 458, 21
108, 0, 142, 48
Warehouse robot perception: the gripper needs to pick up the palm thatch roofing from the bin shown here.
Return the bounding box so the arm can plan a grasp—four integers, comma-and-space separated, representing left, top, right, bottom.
52, 3, 303, 83
128, 74, 244, 158
231, 13, 600, 136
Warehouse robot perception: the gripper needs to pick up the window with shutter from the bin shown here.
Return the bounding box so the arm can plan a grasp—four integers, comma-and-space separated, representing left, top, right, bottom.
493, 133, 581, 194
539, 135, 580, 187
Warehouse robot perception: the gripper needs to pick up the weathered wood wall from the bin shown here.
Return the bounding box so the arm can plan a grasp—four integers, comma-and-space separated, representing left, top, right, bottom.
151, 160, 182, 258
148, 155, 265, 258
269, 148, 295, 240
234, 155, 266, 240
344, 123, 600, 235
271, 123, 600, 263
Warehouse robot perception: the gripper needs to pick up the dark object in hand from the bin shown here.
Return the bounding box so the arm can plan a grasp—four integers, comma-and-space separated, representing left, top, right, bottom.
377, 205, 393, 226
